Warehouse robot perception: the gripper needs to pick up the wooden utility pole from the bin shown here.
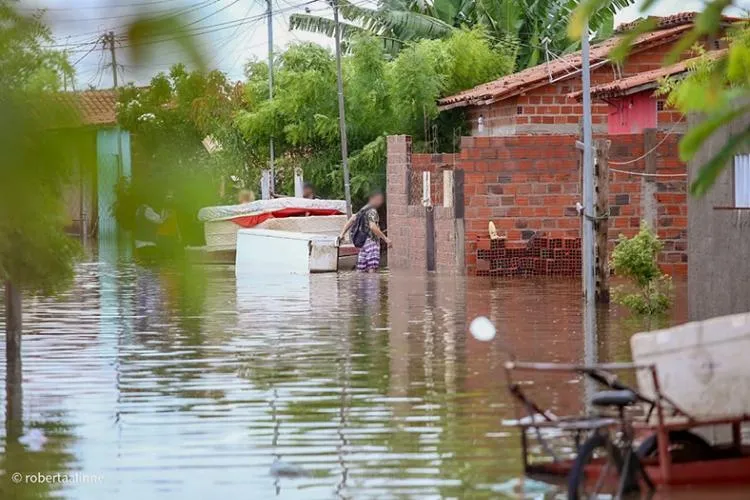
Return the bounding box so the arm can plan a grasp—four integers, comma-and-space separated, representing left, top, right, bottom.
104, 32, 123, 178
594, 139, 611, 303
332, 0, 352, 217
106, 31, 118, 88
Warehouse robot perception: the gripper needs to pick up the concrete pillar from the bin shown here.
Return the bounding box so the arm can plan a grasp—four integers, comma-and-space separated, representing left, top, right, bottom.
261, 170, 271, 200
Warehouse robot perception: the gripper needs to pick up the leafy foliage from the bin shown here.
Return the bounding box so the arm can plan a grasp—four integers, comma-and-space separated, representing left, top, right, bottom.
290, 0, 629, 69
659, 24, 750, 196
0, 2, 83, 294
236, 29, 510, 205
570, 0, 749, 197
116, 66, 252, 244
611, 222, 673, 315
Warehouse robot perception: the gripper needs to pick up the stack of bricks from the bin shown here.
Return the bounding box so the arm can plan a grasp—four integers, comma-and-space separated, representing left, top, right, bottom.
476, 236, 582, 277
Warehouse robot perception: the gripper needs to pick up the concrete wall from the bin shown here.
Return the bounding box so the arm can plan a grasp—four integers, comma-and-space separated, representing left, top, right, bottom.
688, 112, 750, 321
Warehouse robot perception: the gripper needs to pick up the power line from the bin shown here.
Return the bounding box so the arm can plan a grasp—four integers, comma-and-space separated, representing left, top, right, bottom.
70, 36, 103, 66
47, 0, 218, 45
214, 4, 257, 67
35, 5, 199, 24
182, 0, 239, 28
109, 0, 318, 51
19, 0, 183, 10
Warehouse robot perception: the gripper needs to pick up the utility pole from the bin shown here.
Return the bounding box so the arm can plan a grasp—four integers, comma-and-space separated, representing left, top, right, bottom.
332, 0, 352, 217
105, 31, 124, 193
581, 22, 594, 303
266, 0, 275, 193
594, 138, 611, 303
581, 20, 597, 397
106, 31, 118, 88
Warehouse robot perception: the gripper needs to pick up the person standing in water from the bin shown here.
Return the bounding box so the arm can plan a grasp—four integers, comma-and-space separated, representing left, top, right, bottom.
237, 189, 255, 204
156, 191, 181, 256
134, 202, 164, 261
302, 183, 319, 199
339, 190, 391, 272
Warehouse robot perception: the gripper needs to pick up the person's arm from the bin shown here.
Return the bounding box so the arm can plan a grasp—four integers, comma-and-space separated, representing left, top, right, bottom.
338, 213, 357, 241
369, 221, 392, 247
143, 206, 164, 224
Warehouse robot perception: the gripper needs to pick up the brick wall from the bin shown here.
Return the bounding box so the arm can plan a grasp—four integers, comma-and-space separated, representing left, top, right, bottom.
460, 133, 687, 276
387, 136, 462, 273
409, 153, 457, 206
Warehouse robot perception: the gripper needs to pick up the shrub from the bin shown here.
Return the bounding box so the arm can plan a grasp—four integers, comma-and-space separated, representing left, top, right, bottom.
610, 221, 673, 315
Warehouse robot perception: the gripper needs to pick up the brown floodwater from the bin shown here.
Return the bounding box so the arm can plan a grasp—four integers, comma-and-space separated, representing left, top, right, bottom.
0, 254, 748, 499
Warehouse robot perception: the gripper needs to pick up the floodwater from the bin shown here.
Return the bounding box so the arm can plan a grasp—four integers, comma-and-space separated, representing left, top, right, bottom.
0, 255, 748, 499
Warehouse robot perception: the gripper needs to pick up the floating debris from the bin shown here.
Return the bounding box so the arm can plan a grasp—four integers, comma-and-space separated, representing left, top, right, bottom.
18, 428, 48, 452
269, 459, 308, 478
470, 316, 496, 341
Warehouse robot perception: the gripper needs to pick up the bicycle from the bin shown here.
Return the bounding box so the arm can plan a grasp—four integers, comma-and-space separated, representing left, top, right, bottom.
567, 389, 655, 499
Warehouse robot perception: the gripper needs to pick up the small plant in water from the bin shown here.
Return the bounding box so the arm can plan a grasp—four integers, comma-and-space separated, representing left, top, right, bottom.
610, 221, 673, 315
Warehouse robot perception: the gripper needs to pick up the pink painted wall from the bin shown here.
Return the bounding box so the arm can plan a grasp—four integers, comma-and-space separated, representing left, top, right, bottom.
607, 91, 657, 135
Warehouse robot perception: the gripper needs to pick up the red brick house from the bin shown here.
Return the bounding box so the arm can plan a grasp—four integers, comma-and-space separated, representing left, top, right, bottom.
386, 13, 741, 276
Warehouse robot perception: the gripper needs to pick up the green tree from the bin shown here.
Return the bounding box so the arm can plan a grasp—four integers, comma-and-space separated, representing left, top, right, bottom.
116, 66, 251, 244
236, 29, 511, 204
1, 1, 207, 442
610, 222, 673, 315
0, 0, 84, 432
289, 0, 629, 69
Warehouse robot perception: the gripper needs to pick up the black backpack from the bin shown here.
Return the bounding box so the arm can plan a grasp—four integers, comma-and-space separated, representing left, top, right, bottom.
350, 208, 370, 248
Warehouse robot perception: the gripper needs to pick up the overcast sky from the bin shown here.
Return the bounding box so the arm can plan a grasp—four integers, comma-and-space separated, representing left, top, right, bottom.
15, 0, 750, 89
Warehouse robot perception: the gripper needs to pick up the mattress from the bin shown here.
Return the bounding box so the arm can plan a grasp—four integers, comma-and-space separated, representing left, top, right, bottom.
198, 198, 346, 223
204, 215, 348, 251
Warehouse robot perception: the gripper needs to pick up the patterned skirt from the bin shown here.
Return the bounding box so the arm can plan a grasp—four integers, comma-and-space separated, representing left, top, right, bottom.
356, 238, 381, 271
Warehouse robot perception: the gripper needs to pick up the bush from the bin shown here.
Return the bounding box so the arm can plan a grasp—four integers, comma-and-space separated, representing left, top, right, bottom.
611, 221, 673, 315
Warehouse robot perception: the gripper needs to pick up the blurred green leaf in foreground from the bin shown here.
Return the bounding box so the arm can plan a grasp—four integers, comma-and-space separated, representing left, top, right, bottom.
570, 0, 749, 196
1, 0, 207, 434
0, 1, 83, 295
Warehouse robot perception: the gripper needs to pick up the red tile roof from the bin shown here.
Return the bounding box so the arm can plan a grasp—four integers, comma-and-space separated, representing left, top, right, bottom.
615, 11, 742, 33
567, 49, 726, 101
437, 12, 742, 111
57, 89, 118, 126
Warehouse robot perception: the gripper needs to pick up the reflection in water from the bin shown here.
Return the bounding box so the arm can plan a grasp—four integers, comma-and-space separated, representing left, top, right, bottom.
0, 262, 746, 499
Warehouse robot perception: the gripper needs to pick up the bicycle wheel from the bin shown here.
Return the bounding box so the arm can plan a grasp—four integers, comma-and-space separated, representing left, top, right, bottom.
567, 432, 639, 499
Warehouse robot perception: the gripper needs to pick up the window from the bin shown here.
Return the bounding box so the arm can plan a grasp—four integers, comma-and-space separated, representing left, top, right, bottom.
735, 154, 750, 207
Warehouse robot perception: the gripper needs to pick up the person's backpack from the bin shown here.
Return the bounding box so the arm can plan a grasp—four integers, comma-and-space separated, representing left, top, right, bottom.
350, 208, 370, 248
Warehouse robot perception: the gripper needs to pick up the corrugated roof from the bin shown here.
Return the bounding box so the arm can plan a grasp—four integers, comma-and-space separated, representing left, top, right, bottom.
437, 12, 743, 111
568, 49, 726, 101
57, 89, 118, 126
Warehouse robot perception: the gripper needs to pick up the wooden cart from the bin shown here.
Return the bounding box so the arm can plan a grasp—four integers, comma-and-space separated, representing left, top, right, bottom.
503, 361, 750, 497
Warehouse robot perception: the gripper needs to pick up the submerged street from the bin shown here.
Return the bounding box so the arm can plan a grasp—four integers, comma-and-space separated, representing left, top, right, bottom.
2, 256, 746, 499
